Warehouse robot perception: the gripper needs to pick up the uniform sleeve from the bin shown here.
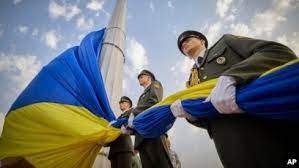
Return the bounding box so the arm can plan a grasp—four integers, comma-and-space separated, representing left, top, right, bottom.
132, 103, 150, 116
151, 81, 163, 102
118, 110, 131, 119
221, 34, 297, 85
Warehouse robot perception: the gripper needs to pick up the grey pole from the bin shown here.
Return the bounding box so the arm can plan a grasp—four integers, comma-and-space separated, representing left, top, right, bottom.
99, 0, 126, 115
93, 1, 127, 167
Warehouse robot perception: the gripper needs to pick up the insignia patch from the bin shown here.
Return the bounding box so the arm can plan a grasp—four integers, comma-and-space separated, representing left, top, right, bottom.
216, 56, 226, 65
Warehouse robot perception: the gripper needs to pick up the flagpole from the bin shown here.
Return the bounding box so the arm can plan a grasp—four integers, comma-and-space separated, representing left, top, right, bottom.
99, 0, 127, 115
94, 1, 127, 167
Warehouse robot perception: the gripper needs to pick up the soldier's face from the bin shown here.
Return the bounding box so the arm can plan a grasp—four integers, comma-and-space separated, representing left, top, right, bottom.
181, 37, 205, 59
138, 75, 151, 86
119, 102, 130, 112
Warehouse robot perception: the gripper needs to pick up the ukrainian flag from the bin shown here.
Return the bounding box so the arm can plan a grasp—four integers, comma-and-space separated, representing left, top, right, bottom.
0, 28, 121, 168
133, 59, 299, 138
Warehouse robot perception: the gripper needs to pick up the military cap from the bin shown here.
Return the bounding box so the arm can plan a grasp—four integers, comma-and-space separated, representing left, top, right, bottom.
137, 69, 156, 81
119, 96, 133, 107
177, 30, 208, 55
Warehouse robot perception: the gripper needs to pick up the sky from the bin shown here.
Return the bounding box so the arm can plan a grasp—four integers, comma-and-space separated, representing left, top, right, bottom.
0, 0, 299, 167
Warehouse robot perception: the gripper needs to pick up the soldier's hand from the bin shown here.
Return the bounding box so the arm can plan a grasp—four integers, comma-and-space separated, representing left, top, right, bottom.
170, 99, 197, 120
204, 76, 244, 114
120, 125, 133, 135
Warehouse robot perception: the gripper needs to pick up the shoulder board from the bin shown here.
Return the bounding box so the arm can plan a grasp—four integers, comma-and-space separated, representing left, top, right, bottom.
154, 83, 160, 89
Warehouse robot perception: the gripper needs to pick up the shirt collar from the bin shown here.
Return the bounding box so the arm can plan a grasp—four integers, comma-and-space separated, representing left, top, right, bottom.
123, 107, 132, 113
143, 82, 151, 90
194, 48, 206, 67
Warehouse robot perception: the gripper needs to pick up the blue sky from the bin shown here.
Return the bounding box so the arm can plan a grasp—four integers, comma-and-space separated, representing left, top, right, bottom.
0, 0, 299, 167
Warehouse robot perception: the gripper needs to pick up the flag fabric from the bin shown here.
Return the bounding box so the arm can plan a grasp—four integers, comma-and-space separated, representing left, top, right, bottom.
133, 59, 299, 138
0, 28, 121, 168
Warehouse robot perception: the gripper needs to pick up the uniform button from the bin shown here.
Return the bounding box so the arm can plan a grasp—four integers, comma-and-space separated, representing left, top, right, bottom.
216, 56, 226, 65
200, 67, 204, 70
203, 75, 207, 80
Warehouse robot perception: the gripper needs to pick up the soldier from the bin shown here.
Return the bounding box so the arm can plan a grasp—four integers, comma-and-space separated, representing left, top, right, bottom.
108, 96, 134, 168
172, 30, 298, 167
130, 69, 173, 168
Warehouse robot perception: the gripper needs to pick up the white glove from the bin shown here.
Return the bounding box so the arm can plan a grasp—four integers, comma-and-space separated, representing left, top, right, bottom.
121, 125, 133, 135
205, 76, 244, 114
108, 120, 116, 126
170, 99, 197, 121
127, 113, 134, 128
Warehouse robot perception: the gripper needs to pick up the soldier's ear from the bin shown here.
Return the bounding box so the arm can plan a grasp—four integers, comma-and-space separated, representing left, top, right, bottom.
200, 39, 205, 45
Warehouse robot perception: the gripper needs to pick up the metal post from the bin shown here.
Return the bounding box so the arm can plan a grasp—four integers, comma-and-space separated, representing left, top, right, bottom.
99, 0, 126, 115
93, 1, 127, 167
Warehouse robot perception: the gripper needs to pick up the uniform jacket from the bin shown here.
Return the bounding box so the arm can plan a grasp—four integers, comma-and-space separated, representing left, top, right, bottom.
108, 109, 134, 159
186, 34, 297, 132
133, 80, 163, 149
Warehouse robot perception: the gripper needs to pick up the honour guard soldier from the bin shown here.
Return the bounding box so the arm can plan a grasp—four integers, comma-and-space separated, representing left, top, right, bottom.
108, 96, 134, 168
173, 30, 298, 168
130, 69, 173, 168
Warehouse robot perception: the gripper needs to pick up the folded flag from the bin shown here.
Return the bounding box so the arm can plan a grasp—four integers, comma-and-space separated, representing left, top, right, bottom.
110, 117, 128, 128
133, 59, 299, 138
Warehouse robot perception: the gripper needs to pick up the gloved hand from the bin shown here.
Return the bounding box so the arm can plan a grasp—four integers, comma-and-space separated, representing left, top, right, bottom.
205, 76, 244, 114
108, 120, 117, 126
127, 113, 134, 128
121, 125, 133, 135
170, 99, 197, 121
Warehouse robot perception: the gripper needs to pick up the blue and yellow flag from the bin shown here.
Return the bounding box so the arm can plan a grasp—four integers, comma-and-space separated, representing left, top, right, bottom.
133, 59, 299, 138
0, 28, 121, 168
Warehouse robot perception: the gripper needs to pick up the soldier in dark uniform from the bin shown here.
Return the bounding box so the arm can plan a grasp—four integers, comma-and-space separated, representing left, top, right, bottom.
130, 69, 173, 168
108, 96, 134, 168
174, 30, 299, 168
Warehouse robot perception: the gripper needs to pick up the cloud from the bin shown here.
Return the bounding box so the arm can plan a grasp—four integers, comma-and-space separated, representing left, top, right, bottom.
102, 9, 111, 18
86, 0, 109, 18
149, 1, 155, 12
277, 32, 299, 55
170, 57, 194, 75
0, 53, 42, 94
18, 26, 28, 33
167, 1, 174, 9
122, 38, 149, 104
86, 0, 104, 11
230, 23, 251, 36
125, 38, 148, 78
76, 16, 94, 31
226, 0, 297, 39
0, 53, 42, 115
48, 1, 81, 21
216, 0, 234, 18
43, 30, 61, 49
251, 0, 295, 36
32, 28, 39, 36
224, 14, 236, 22
13, 0, 22, 5
169, 56, 194, 90
206, 22, 222, 44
